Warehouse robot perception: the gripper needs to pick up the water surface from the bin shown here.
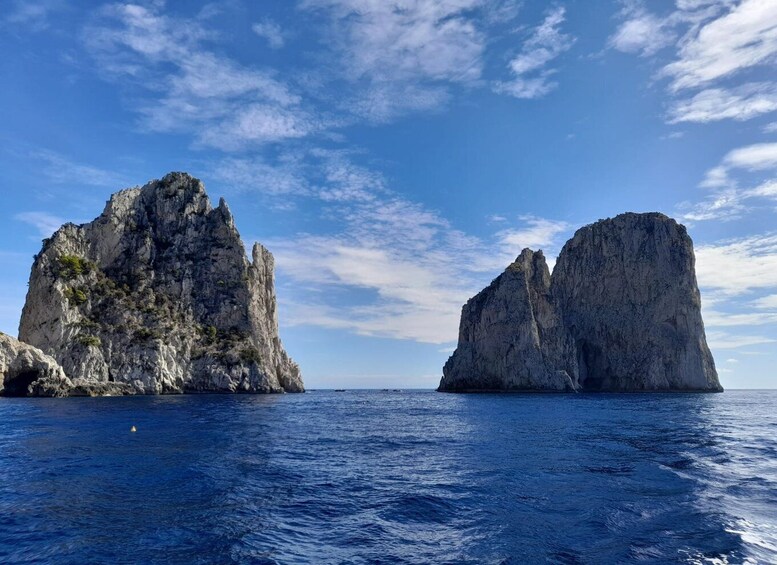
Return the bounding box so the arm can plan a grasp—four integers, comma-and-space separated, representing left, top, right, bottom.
1, 390, 775, 563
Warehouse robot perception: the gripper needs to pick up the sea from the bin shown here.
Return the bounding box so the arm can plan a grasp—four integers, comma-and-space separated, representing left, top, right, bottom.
0, 390, 775, 564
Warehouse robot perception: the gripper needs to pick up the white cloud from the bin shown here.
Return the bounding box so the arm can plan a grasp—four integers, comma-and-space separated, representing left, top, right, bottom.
753, 293, 777, 308
316, 152, 386, 202
704, 309, 777, 327
696, 234, 777, 296
32, 150, 128, 188
680, 142, 777, 222
494, 6, 574, 99
85, 3, 316, 150
484, 0, 522, 24
678, 188, 746, 222
14, 212, 67, 238
720, 142, 777, 171
270, 204, 567, 344
211, 148, 387, 202
269, 198, 485, 344
613, 1, 777, 126
706, 330, 776, 349
764, 121, 777, 133
610, 5, 675, 56
210, 156, 310, 198
301, 0, 485, 121
252, 19, 285, 49
3, 0, 61, 31
668, 83, 777, 123
664, 0, 777, 92
248, 151, 568, 344
662, 131, 685, 139
700, 142, 777, 188
496, 215, 570, 255
675, 1, 734, 10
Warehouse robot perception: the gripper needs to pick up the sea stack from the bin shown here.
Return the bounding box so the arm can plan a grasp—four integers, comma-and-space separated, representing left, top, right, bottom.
19, 172, 303, 395
439, 249, 578, 392
552, 213, 720, 391
439, 212, 721, 392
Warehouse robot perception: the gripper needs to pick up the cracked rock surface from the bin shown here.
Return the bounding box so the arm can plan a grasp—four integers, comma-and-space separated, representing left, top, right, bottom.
0, 332, 72, 397
439, 213, 721, 393
19, 172, 303, 395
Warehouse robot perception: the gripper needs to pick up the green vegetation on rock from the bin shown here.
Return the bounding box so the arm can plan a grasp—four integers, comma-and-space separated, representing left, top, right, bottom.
63, 287, 88, 305
76, 335, 101, 347
133, 327, 162, 342
58, 255, 92, 280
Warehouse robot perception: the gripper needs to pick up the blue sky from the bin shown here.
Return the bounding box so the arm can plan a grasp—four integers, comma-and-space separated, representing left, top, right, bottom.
2, 0, 777, 389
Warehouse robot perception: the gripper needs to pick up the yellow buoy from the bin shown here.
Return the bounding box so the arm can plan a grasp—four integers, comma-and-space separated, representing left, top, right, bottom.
130, 425, 137, 433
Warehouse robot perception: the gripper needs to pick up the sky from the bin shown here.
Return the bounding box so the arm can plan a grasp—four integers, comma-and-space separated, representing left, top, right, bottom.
1, 0, 777, 389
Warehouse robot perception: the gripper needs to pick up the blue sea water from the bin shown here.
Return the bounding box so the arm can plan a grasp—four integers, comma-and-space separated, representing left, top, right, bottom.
0, 390, 776, 564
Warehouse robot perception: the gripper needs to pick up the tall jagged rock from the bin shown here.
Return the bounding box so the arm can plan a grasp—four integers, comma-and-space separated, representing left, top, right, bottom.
19, 172, 303, 395
439, 212, 721, 393
551, 213, 720, 392
439, 249, 578, 392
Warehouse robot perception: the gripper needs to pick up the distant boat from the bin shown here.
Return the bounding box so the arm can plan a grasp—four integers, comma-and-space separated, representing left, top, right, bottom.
334, 389, 346, 392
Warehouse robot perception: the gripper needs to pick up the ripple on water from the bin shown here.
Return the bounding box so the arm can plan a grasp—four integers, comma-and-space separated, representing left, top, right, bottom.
0, 390, 775, 564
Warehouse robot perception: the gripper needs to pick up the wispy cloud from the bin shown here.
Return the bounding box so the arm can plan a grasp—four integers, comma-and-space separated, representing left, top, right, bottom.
269, 198, 486, 344
668, 83, 777, 123
243, 150, 569, 344
612, 0, 777, 124
3, 0, 62, 31
32, 149, 128, 188
706, 330, 776, 350
698, 142, 777, 191
696, 233, 777, 296
272, 207, 568, 344
211, 147, 386, 202
495, 215, 570, 257
211, 155, 310, 198
301, 0, 485, 122
252, 18, 286, 49
680, 142, 777, 221
609, 2, 676, 56
494, 6, 574, 99
14, 211, 67, 238
84, 3, 318, 150
753, 294, 777, 309
81, 1, 583, 142
663, 0, 777, 92
704, 309, 777, 327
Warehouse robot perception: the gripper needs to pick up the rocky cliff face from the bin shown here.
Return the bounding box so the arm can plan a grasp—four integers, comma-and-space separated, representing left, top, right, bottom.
440, 249, 578, 392
19, 172, 303, 395
439, 213, 721, 392
552, 213, 720, 392
0, 332, 71, 397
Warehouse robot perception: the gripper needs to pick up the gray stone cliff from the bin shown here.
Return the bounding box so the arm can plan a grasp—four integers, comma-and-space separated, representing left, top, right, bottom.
439, 213, 721, 392
552, 213, 720, 392
439, 250, 578, 392
0, 332, 72, 397
19, 172, 303, 395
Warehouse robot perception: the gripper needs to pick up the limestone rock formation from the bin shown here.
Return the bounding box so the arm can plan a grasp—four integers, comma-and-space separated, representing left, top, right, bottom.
439, 249, 578, 392
439, 213, 721, 392
552, 213, 720, 392
19, 172, 303, 395
0, 332, 72, 397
